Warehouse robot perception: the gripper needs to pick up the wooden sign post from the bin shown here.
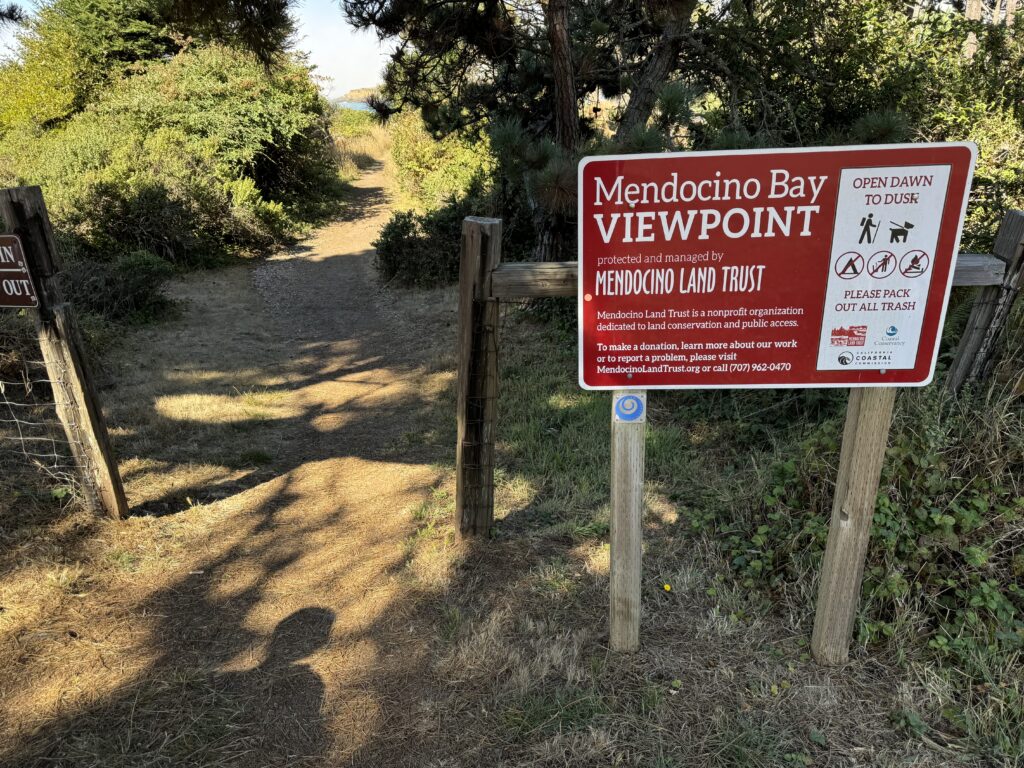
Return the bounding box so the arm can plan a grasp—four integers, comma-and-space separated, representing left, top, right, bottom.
811, 387, 896, 664
610, 390, 646, 651
0, 186, 127, 519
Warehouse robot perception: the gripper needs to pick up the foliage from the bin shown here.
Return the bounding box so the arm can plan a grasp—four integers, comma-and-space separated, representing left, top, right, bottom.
388, 110, 492, 211
351, 0, 1024, 268
61, 250, 175, 320
168, 0, 296, 65
371, 108, 506, 286
373, 191, 480, 287
707, 380, 1024, 760
332, 106, 388, 180
727, 387, 1022, 649
0, 0, 178, 129
332, 106, 376, 138
0, 43, 338, 269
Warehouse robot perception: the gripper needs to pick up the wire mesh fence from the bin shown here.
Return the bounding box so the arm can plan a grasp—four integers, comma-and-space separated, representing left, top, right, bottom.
0, 340, 81, 504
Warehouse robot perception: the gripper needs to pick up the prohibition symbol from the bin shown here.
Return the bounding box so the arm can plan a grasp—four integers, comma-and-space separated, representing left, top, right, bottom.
900, 250, 930, 278
613, 394, 645, 423
867, 250, 897, 278
835, 252, 864, 279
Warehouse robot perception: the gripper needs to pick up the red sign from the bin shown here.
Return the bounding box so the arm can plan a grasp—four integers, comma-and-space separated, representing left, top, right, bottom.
578, 143, 975, 389
0, 235, 37, 309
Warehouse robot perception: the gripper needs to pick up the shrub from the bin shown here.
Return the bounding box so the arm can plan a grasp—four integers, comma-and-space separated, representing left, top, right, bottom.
332, 107, 389, 179
374, 193, 478, 287
388, 110, 492, 210
60, 250, 174, 321
0, 44, 339, 268
720, 383, 1024, 671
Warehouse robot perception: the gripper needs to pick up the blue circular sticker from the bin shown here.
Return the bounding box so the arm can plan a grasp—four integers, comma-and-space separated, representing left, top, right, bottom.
614, 394, 645, 422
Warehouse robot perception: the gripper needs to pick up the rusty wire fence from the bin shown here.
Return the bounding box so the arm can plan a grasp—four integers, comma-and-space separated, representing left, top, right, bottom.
1, 329, 80, 511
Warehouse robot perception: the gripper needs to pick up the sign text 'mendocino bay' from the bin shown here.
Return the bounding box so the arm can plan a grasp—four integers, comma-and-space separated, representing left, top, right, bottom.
578, 144, 976, 389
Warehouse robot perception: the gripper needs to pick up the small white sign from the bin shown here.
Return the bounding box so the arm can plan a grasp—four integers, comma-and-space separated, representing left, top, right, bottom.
816, 164, 952, 372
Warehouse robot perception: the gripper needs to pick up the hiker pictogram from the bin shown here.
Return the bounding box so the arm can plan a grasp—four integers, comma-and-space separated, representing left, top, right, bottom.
858, 212, 879, 244
835, 251, 864, 279
867, 250, 897, 278
889, 220, 915, 243
899, 249, 930, 277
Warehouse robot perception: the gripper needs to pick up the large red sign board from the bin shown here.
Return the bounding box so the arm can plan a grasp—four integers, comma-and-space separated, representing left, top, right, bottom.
578, 143, 975, 389
0, 235, 37, 309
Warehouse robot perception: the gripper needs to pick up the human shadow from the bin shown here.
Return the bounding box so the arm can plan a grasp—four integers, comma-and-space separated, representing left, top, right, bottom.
212, 608, 335, 763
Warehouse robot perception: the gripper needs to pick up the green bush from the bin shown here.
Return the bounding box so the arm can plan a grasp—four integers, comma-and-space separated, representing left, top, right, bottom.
374, 192, 479, 287
60, 250, 174, 320
720, 384, 1024, 666
0, 43, 339, 268
388, 110, 492, 210
333, 107, 376, 138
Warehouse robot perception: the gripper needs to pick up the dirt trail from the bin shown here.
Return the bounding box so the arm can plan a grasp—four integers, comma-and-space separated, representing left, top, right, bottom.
0, 160, 462, 765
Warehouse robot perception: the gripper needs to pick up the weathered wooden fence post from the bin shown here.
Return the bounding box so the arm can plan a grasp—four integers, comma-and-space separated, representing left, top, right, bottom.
455, 217, 502, 537
0, 186, 127, 519
947, 210, 1024, 392
610, 390, 646, 652
811, 387, 896, 665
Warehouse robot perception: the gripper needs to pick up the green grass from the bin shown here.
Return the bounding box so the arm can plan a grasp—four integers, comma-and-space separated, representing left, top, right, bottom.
408, 299, 1024, 766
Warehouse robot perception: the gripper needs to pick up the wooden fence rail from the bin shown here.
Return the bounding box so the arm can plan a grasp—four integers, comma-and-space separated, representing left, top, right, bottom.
490, 251, 1009, 300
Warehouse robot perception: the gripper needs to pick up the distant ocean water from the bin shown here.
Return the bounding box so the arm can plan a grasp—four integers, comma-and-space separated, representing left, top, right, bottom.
336, 101, 373, 112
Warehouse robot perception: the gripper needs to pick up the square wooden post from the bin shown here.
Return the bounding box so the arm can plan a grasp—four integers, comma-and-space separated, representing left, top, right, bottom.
947, 210, 1024, 392
455, 217, 502, 538
811, 387, 896, 665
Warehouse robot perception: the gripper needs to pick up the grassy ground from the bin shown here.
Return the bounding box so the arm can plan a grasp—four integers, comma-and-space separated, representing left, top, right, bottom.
393, 303, 1023, 767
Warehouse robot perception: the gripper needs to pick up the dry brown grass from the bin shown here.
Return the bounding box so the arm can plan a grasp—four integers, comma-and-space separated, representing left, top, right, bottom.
336, 125, 390, 181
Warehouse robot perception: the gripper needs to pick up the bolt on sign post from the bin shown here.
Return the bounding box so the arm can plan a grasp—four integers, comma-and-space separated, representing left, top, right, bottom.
578, 144, 976, 657
0, 186, 127, 519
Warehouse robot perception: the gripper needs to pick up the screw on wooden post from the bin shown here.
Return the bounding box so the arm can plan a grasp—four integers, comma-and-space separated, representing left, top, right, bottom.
0, 186, 127, 519
455, 217, 502, 538
947, 210, 1024, 392
610, 390, 646, 652
811, 387, 896, 665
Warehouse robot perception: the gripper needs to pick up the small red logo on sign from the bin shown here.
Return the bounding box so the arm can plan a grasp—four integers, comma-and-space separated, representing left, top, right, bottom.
831, 326, 868, 347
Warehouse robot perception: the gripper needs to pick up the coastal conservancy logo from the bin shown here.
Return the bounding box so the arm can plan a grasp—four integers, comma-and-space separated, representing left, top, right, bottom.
886, 325, 899, 337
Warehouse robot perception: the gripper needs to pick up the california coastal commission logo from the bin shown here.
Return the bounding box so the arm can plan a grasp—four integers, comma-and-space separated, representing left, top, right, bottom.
838, 352, 854, 366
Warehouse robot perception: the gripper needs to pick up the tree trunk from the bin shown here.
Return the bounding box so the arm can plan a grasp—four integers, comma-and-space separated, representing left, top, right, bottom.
1007, 0, 1017, 26
615, 0, 699, 139
532, 0, 577, 261
964, 0, 983, 57
545, 0, 579, 153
